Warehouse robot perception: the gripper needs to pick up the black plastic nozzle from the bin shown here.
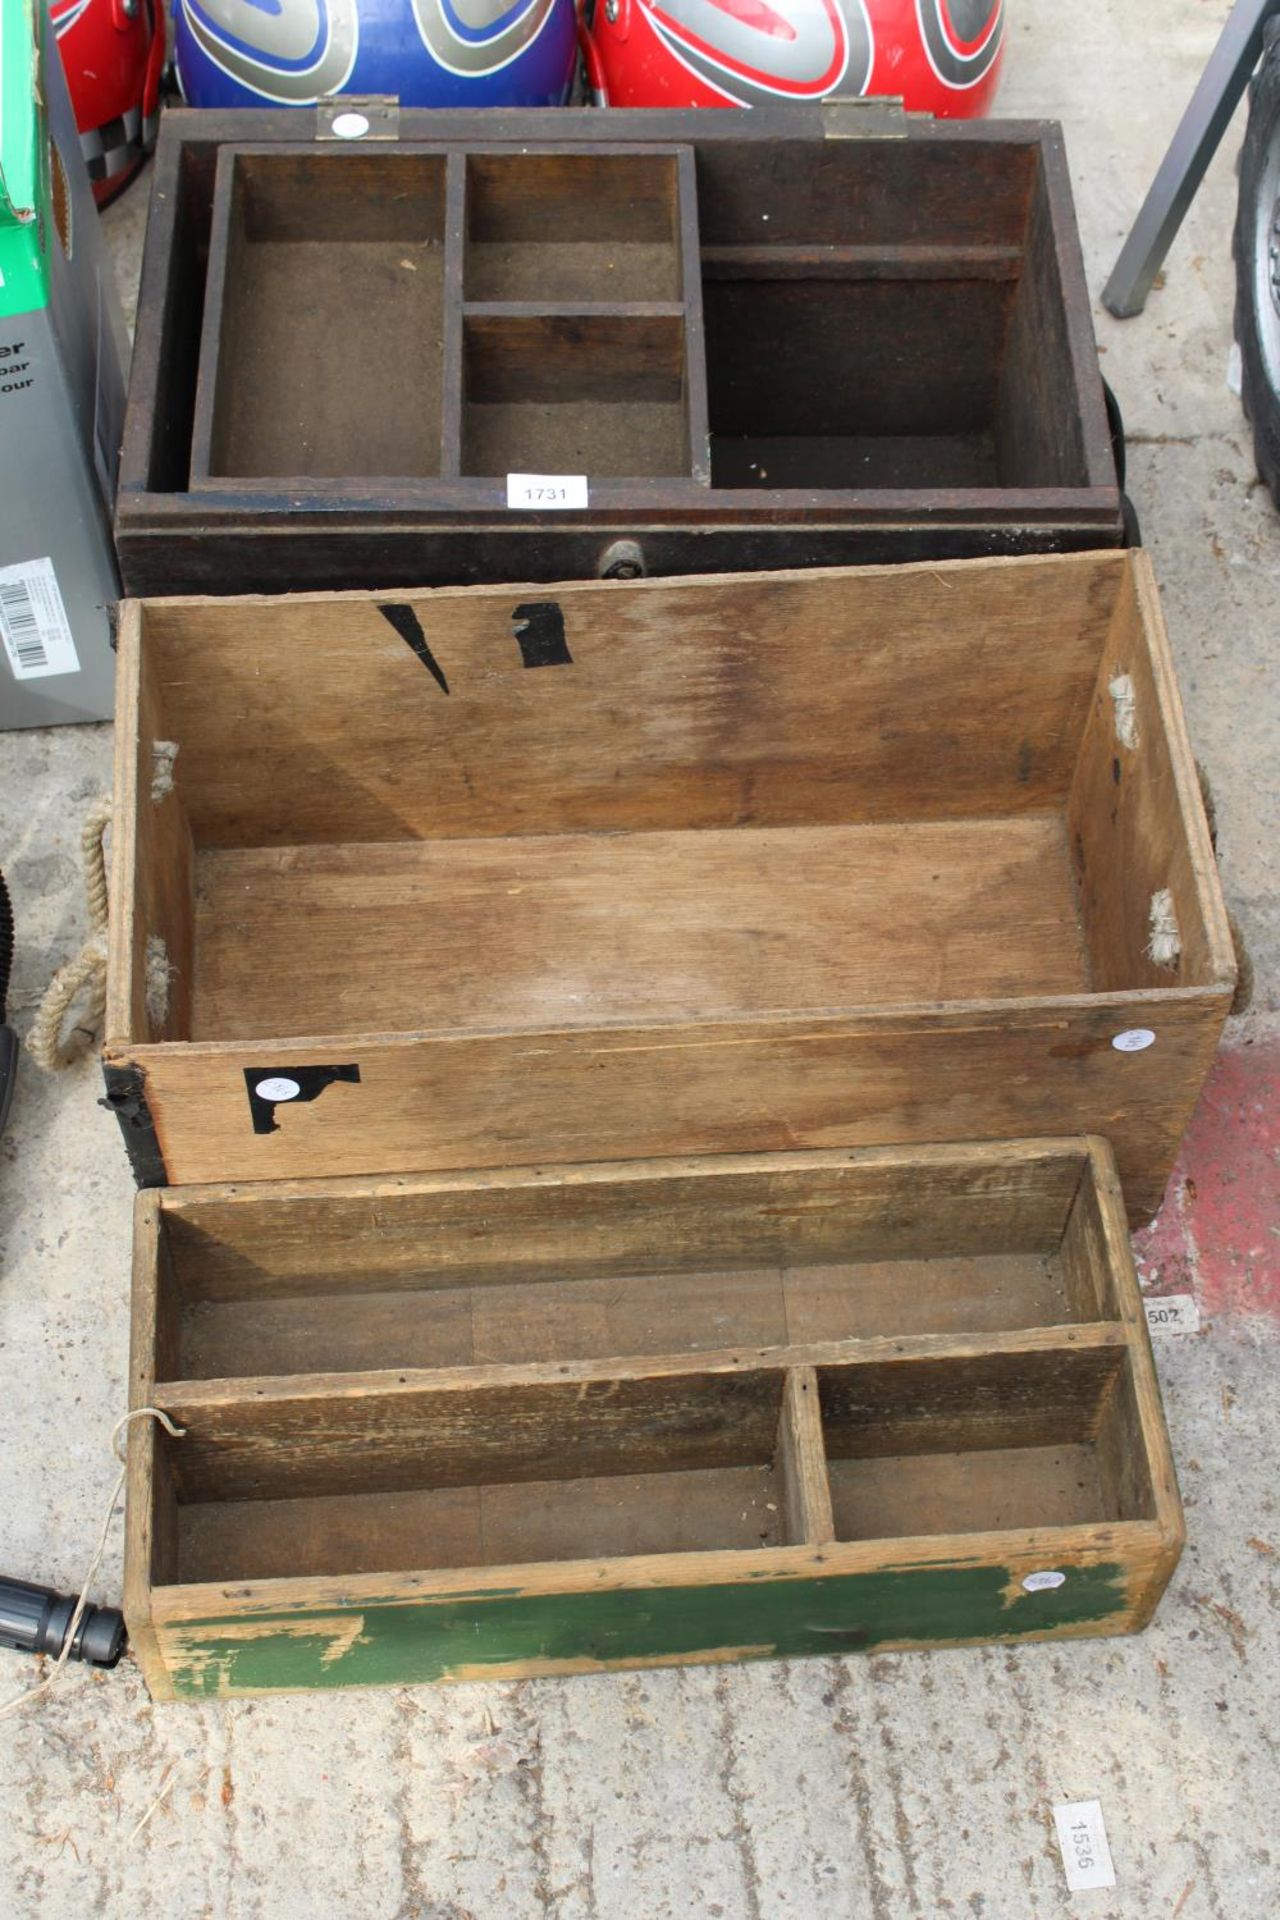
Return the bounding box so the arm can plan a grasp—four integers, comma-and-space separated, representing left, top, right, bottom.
0, 1577, 126, 1669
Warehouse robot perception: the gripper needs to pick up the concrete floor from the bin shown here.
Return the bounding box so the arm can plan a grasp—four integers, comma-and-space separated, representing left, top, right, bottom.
1, 4, 1278, 1914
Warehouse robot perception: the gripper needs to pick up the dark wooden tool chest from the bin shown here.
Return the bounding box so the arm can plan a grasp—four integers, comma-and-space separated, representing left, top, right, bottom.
124, 1136, 1183, 1697
104, 551, 1234, 1216
116, 105, 1123, 597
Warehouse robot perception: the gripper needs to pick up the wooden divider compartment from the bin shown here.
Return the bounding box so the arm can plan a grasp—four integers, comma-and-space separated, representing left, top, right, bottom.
460, 310, 694, 479
117, 109, 1124, 594
124, 1139, 1184, 1698
463, 149, 688, 304
190, 148, 449, 482
701, 144, 1083, 491
190, 142, 708, 489
820, 1347, 1154, 1542
105, 551, 1234, 1213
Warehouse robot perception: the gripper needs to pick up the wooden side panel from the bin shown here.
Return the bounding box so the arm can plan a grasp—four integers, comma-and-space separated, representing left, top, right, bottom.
188, 146, 241, 485
691, 132, 1037, 252
115, 511, 1124, 603
777, 1368, 834, 1546
157, 1143, 1087, 1303
1082, 1138, 1185, 1602
123, 1193, 179, 1701
162, 1366, 786, 1503
1068, 552, 1236, 996
123, 989, 1228, 1220
146, 1535, 1161, 1698
135, 554, 1122, 844
994, 160, 1088, 487
818, 1343, 1123, 1460
1092, 1363, 1158, 1524
118, 132, 216, 497
105, 604, 195, 1048
1059, 1162, 1119, 1321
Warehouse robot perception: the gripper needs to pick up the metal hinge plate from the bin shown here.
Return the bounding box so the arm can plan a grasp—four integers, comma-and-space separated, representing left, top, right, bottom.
316, 97, 401, 142
821, 96, 926, 140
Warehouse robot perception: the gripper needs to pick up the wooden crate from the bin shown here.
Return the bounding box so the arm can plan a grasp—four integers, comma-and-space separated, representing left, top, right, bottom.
115, 106, 1121, 596
104, 550, 1234, 1218
124, 1137, 1184, 1698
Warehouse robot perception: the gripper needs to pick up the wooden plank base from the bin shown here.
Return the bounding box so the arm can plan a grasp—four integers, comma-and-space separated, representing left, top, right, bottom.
827, 1444, 1111, 1540
188, 815, 1088, 1043
208, 239, 445, 479
180, 1463, 789, 1583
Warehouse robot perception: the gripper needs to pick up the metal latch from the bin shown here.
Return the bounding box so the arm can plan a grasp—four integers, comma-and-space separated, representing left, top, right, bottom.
821, 95, 926, 140
316, 96, 401, 142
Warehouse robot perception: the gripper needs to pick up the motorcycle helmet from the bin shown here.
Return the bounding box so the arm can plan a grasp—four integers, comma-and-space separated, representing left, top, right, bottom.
583, 0, 1005, 119
49, 0, 164, 204
172, 0, 579, 109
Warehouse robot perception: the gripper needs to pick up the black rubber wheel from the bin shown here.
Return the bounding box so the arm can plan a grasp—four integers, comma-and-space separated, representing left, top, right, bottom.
1120, 491, 1143, 548
0, 867, 11, 1022
1102, 378, 1127, 491
1234, 19, 1280, 506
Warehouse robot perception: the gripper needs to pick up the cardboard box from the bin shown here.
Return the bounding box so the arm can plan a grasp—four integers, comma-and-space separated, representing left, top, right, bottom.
0, 0, 126, 728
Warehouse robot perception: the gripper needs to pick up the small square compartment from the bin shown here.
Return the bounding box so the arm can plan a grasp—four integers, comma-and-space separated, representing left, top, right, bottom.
190, 148, 448, 481
460, 310, 693, 477
819, 1348, 1156, 1541
464, 150, 686, 304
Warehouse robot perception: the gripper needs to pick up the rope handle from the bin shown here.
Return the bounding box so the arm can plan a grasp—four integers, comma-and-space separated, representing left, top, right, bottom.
0, 1408, 186, 1721
26, 797, 112, 1073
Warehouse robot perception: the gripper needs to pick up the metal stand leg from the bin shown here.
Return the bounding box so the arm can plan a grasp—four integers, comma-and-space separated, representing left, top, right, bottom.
1103, 0, 1279, 318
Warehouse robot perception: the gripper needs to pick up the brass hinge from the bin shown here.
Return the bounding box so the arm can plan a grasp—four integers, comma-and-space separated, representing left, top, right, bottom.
315, 96, 401, 142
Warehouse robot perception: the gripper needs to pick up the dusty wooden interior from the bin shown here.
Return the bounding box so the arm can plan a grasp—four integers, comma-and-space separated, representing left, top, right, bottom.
181, 132, 1084, 492
109, 553, 1222, 1056
130, 1142, 1167, 1591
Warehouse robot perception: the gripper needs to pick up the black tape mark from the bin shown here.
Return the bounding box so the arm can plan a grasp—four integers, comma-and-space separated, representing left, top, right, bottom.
245, 1064, 361, 1135
100, 1062, 167, 1188
512, 602, 572, 669
379, 603, 449, 694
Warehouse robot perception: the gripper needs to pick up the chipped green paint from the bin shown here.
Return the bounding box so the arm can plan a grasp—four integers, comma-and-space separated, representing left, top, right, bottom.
163, 1561, 1130, 1697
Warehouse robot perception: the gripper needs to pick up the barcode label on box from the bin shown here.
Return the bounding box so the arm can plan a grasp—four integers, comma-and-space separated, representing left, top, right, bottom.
1053, 1800, 1116, 1891
1144, 1292, 1201, 1335
506, 473, 589, 511
0, 558, 80, 681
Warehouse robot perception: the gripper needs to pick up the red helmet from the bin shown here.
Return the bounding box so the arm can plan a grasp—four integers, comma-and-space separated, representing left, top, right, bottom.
49, 0, 164, 205
583, 0, 1005, 119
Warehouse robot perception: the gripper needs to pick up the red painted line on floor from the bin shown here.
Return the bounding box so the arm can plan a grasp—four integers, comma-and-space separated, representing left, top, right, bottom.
1133, 1038, 1280, 1319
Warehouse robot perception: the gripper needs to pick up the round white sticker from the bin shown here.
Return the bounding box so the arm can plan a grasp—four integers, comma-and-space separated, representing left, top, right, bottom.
255, 1076, 301, 1102
331, 112, 371, 141
1022, 1570, 1067, 1593
1112, 1028, 1156, 1053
